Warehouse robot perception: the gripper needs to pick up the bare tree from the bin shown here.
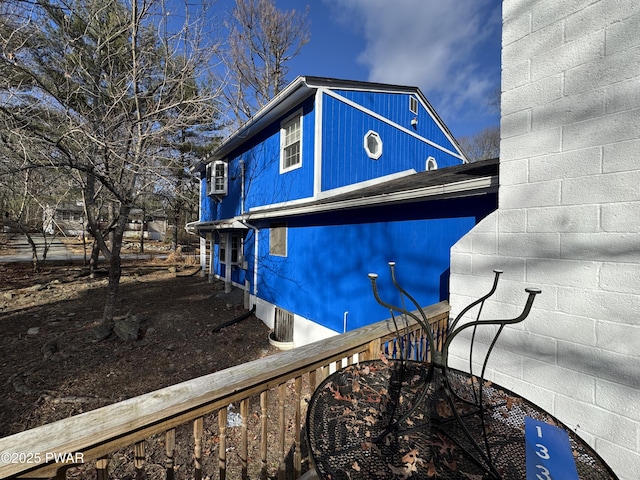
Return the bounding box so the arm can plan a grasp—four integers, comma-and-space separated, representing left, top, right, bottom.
0, 0, 222, 326
458, 125, 500, 162
220, 0, 310, 124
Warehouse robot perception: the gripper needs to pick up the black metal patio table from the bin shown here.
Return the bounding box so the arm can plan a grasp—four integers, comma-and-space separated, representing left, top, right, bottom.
306, 264, 619, 480
306, 359, 618, 480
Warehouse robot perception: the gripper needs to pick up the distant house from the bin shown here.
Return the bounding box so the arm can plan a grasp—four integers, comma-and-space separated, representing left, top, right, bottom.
44, 203, 167, 241
189, 76, 498, 345
124, 208, 168, 242
43, 201, 85, 236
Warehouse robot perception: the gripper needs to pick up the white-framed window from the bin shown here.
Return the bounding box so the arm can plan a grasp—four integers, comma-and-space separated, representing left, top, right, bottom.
426, 156, 438, 171
409, 96, 418, 114
364, 130, 383, 160
207, 160, 228, 196
269, 222, 287, 257
280, 111, 302, 173
220, 233, 241, 264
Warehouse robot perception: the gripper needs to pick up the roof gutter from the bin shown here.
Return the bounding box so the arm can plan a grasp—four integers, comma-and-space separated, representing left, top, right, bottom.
244, 175, 498, 221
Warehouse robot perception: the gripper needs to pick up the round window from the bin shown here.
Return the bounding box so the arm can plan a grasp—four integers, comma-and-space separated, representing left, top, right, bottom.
364, 131, 383, 160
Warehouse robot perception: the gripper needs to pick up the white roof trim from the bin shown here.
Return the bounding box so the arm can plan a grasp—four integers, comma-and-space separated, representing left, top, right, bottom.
248, 169, 418, 213
244, 176, 498, 221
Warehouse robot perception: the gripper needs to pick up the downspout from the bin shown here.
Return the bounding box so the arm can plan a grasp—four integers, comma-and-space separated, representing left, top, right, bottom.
240, 159, 245, 215
242, 220, 259, 303
224, 231, 232, 293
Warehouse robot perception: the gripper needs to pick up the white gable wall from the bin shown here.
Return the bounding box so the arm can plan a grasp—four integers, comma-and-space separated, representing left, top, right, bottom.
449, 1, 640, 479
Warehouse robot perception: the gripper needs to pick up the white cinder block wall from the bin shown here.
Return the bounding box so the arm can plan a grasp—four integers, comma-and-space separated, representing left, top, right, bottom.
449, 1, 640, 478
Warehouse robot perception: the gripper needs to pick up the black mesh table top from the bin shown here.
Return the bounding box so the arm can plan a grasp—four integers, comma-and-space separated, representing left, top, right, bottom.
306, 359, 618, 480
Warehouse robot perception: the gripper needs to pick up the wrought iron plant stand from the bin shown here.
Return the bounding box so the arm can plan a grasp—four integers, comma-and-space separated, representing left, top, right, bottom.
308, 263, 548, 479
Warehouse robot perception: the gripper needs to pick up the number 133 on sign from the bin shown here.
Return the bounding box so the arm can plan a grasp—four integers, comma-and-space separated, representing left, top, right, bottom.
525, 417, 579, 480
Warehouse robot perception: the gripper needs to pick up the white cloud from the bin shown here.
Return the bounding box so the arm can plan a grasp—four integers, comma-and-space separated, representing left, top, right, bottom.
324, 0, 501, 132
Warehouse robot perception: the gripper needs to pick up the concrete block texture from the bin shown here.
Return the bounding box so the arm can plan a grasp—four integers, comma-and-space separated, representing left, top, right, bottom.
601, 201, 640, 232
502, 75, 563, 114
500, 127, 562, 161
530, 0, 600, 31
530, 28, 604, 83
562, 170, 640, 205
527, 205, 600, 232
528, 147, 602, 182
564, 45, 640, 96
448, 2, 640, 476
603, 139, 640, 173
563, 0, 639, 42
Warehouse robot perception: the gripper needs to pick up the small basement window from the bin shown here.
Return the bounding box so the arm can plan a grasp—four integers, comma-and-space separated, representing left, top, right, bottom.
364, 130, 383, 160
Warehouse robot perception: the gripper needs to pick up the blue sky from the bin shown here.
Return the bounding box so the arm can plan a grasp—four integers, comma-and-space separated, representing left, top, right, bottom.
208, 0, 502, 139
276, 0, 503, 139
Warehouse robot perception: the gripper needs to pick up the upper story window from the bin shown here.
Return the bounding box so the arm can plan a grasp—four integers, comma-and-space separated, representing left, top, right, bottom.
280, 111, 302, 173
409, 96, 418, 114
364, 130, 383, 160
206, 160, 228, 196
426, 156, 438, 171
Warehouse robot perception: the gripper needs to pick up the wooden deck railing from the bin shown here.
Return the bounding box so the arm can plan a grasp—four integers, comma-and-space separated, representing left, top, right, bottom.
0, 301, 449, 480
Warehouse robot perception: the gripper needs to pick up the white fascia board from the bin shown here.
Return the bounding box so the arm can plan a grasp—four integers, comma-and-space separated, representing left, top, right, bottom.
322, 89, 466, 162
313, 88, 324, 197
248, 169, 417, 214
244, 176, 498, 221
188, 218, 249, 232
193, 77, 315, 173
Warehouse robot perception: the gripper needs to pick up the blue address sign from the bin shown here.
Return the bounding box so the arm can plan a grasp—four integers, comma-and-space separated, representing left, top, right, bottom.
525, 416, 579, 480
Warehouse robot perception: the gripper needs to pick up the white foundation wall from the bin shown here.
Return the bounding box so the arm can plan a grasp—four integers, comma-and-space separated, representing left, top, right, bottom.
253, 296, 338, 347
449, 1, 640, 479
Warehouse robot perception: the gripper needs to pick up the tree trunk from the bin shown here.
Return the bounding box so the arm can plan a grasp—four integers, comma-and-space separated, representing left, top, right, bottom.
102, 251, 122, 324
101, 206, 131, 325
171, 207, 180, 251
89, 240, 100, 275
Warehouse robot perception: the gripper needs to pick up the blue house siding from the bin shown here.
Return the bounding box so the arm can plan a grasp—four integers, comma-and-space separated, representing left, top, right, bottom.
251, 194, 495, 333
330, 89, 460, 154
190, 77, 496, 344
199, 97, 317, 223
320, 93, 462, 191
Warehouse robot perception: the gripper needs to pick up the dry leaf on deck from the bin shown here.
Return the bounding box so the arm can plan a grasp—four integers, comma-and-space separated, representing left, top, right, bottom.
401, 449, 419, 464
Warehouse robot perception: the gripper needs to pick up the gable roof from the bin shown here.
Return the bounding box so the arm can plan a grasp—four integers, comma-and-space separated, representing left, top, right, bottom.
193, 76, 466, 173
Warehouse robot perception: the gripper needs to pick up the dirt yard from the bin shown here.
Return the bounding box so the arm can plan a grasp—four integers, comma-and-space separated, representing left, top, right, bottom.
0, 247, 280, 440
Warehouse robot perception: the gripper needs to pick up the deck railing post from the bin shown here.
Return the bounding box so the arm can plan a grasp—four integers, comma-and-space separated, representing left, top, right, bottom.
96, 457, 109, 480
367, 337, 381, 361
260, 391, 268, 480
294, 376, 303, 478
277, 383, 286, 480
165, 429, 175, 480
218, 407, 228, 480
193, 417, 203, 480
134, 441, 145, 480
241, 398, 249, 480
